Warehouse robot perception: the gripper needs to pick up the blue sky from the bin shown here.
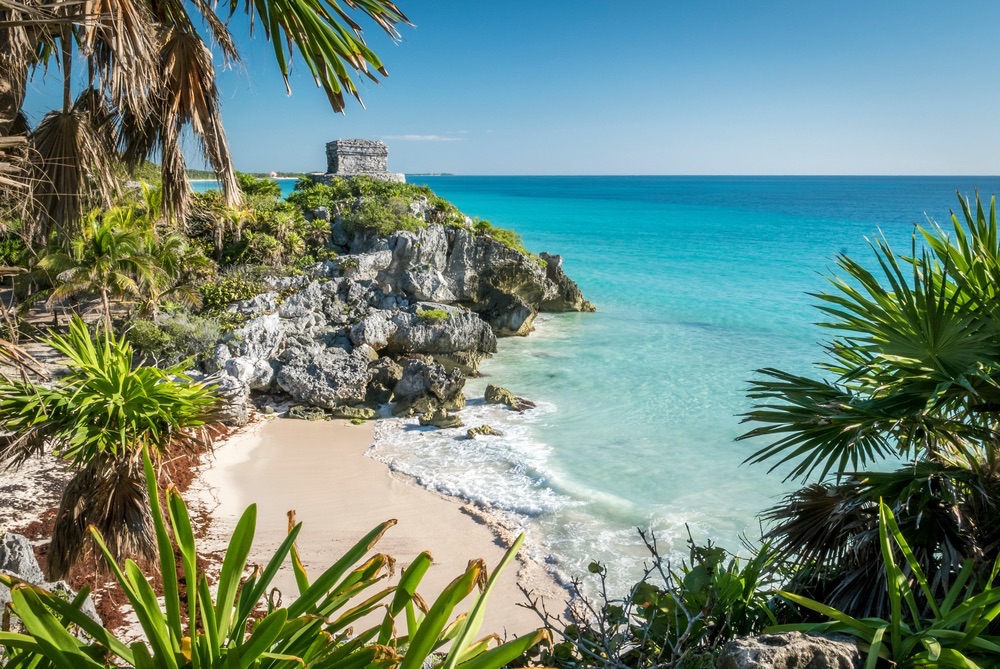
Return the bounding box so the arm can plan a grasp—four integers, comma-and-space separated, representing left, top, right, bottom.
22, 1, 1000, 174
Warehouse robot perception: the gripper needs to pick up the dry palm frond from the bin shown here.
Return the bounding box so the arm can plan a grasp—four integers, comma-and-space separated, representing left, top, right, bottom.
28, 91, 119, 246
80, 0, 159, 120
158, 28, 240, 220
48, 454, 155, 579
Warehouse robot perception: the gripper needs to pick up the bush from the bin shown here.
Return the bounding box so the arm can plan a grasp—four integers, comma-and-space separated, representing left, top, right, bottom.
126, 311, 222, 367
474, 219, 531, 255
416, 308, 450, 324
532, 530, 781, 669
199, 274, 266, 311
342, 198, 424, 236
236, 171, 282, 198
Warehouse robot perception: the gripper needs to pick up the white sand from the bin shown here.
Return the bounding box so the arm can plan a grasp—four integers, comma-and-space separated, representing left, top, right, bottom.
190, 417, 566, 637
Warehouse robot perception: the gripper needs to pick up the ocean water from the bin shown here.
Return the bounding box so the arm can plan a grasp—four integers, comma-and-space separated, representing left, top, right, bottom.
368, 176, 1000, 588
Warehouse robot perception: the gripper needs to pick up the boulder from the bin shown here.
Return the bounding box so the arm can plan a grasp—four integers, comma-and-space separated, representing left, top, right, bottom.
349, 310, 397, 350
367, 357, 404, 405
392, 358, 466, 416
539, 252, 597, 313
399, 268, 457, 303
276, 346, 371, 409
227, 291, 278, 317
467, 424, 502, 438
0, 533, 101, 636
225, 313, 284, 360
385, 305, 497, 358
419, 407, 464, 429
485, 384, 537, 412
717, 633, 862, 669
223, 357, 275, 391
335, 251, 393, 281
330, 405, 377, 420
287, 405, 327, 421
208, 373, 252, 427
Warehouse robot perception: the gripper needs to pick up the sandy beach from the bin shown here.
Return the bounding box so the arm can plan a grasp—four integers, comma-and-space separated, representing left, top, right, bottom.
190, 417, 567, 638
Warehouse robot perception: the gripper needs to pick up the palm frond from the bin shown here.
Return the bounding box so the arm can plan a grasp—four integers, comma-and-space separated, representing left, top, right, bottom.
231, 0, 409, 111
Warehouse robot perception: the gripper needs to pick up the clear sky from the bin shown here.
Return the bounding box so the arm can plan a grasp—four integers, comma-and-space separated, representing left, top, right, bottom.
22, 1, 1000, 174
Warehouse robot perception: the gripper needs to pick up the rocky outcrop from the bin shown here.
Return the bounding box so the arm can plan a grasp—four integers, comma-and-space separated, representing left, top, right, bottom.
210, 197, 592, 419
0, 533, 101, 636
287, 405, 327, 421
276, 346, 371, 409
485, 384, 537, 412
419, 407, 464, 429
392, 358, 466, 416
717, 633, 862, 669
467, 424, 502, 438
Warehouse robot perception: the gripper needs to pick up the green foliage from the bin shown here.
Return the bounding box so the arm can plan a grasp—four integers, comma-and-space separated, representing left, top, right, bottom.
287, 176, 345, 211
772, 501, 1000, 668
199, 274, 266, 311
538, 531, 780, 668
0, 232, 26, 266
0, 447, 549, 669
739, 193, 1000, 618
236, 171, 282, 198
126, 311, 222, 367
342, 197, 424, 236
416, 308, 450, 324
473, 219, 533, 256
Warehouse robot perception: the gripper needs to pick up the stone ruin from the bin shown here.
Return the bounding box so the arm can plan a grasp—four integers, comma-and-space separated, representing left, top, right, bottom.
321, 139, 405, 183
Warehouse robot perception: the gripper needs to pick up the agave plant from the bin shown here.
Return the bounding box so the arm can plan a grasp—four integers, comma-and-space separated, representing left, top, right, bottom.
772, 501, 1000, 669
0, 446, 549, 668
0, 316, 218, 577
739, 193, 1000, 617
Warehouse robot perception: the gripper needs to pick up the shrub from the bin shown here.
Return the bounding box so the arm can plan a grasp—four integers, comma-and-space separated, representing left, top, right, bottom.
236, 171, 282, 198
416, 308, 450, 324
199, 274, 266, 311
126, 311, 222, 367
474, 219, 533, 256
774, 501, 1000, 668
342, 198, 424, 236
531, 530, 781, 669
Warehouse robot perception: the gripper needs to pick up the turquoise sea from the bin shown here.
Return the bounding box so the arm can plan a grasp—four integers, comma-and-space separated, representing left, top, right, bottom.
372, 176, 1000, 586
198, 176, 1000, 585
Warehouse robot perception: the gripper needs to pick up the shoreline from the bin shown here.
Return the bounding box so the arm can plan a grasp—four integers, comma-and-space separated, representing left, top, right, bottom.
189, 415, 568, 637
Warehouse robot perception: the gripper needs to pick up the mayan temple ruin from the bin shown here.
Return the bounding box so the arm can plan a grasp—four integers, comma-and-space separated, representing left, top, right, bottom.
321, 139, 405, 183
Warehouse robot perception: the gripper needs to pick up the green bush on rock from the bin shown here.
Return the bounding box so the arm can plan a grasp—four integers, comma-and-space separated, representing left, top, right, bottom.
416, 308, 450, 324
126, 311, 222, 367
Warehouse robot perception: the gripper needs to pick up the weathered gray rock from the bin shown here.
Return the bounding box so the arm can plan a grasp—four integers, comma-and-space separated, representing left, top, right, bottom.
349, 310, 397, 350
385, 305, 497, 359
330, 405, 377, 420
393, 358, 466, 415
225, 313, 284, 360
0, 533, 101, 636
227, 291, 278, 317
277, 347, 371, 409
539, 253, 596, 313
717, 633, 862, 669
208, 373, 252, 427
419, 407, 464, 429
278, 280, 325, 319
367, 357, 403, 405
467, 424, 502, 439
335, 251, 393, 282
223, 357, 275, 391
485, 384, 537, 412
399, 268, 457, 303
287, 405, 327, 421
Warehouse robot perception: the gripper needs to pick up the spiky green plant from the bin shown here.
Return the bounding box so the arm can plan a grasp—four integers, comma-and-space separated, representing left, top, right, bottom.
0, 317, 217, 577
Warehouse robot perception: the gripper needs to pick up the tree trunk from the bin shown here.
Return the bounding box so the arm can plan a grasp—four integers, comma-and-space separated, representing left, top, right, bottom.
101, 288, 111, 331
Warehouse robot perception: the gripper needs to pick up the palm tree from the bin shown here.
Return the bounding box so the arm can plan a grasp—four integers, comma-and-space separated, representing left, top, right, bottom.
0, 316, 218, 577
2, 0, 409, 243
739, 193, 1000, 617
39, 207, 161, 330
